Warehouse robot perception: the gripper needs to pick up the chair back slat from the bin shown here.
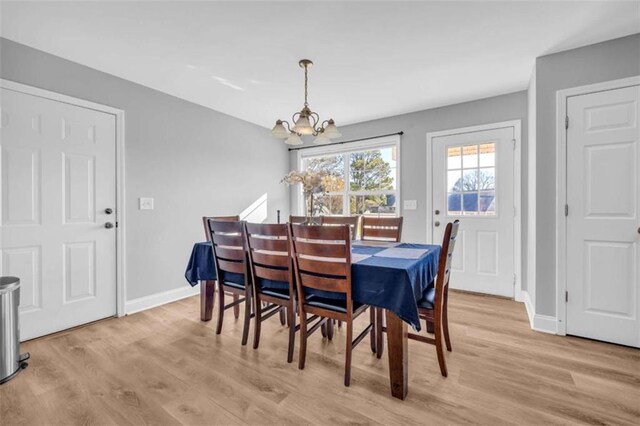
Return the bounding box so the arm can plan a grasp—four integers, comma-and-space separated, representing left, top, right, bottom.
211, 233, 244, 248
251, 251, 290, 268
218, 258, 245, 274
289, 224, 352, 305
208, 219, 247, 286
297, 257, 348, 277
292, 223, 346, 240
299, 273, 348, 292
248, 236, 289, 252
321, 215, 360, 240
293, 241, 348, 258
289, 215, 322, 224
214, 247, 245, 261
254, 265, 289, 282
245, 223, 294, 296
202, 215, 240, 241
361, 216, 403, 242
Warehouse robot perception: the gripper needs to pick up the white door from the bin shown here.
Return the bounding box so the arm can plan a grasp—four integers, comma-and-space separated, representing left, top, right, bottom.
432, 127, 515, 297
566, 85, 640, 348
0, 87, 117, 340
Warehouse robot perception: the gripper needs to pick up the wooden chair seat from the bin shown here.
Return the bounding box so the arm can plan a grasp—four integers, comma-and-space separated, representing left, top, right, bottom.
305, 296, 367, 315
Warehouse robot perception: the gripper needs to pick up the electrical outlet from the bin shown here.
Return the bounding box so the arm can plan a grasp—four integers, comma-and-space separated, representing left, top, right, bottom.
139, 197, 154, 210
403, 200, 417, 210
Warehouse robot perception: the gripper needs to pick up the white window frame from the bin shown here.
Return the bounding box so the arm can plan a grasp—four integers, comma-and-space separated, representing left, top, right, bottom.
295, 134, 401, 217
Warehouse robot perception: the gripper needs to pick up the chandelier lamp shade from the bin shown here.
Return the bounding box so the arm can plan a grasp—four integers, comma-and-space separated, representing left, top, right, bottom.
271, 59, 341, 145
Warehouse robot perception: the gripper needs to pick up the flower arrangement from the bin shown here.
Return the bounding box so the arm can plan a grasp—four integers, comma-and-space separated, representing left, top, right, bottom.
282, 170, 327, 224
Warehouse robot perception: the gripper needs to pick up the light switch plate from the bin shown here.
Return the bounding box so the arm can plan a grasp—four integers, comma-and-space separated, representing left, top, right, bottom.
403, 200, 417, 210
139, 197, 154, 210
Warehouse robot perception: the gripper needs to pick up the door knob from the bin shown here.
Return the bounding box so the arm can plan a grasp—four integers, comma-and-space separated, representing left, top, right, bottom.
105, 222, 114, 229
105, 208, 113, 215
434, 221, 440, 227
435, 209, 440, 215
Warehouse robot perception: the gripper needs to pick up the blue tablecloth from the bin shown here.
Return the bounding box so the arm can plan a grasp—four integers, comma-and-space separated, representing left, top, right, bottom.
185, 241, 440, 330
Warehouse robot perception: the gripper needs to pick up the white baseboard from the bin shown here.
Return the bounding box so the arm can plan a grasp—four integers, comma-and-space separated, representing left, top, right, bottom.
522, 290, 557, 334
125, 285, 199, 315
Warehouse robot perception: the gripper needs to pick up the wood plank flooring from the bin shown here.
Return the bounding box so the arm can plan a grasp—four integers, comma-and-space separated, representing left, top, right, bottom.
1, 291, 639, 425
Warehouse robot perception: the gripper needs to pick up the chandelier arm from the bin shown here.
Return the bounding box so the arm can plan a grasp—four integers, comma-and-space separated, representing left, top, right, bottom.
309, 112, 320, 128
291, 111, 300, 124
281, 120, 292, 133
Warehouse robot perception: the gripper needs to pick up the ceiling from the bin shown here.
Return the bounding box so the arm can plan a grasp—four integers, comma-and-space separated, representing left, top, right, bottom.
1, 1, 639, 128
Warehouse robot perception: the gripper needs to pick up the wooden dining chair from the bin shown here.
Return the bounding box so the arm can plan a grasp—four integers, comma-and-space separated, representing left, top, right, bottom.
207, 219, 253, 345
245, 222, 297, 362
378, 220, 459, 377
202, 215, 241, 319
360, 216, 403, 242
320, 215, 360, 240
289, 223, 374, 386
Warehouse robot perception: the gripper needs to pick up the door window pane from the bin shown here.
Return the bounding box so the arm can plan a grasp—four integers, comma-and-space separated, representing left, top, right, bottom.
478, 167, 495, 190
447, 193, 462, 215
462, 169, 479, 191
479, 143, 496, 167
448, 170, 462, 192
462, 193, 478, 214
462, 145, 478, 168
479, 191, 496, 214
447, 146, 462, 169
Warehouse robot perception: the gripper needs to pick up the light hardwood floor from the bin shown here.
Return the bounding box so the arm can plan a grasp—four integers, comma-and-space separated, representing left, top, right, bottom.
1, 291, 639, 425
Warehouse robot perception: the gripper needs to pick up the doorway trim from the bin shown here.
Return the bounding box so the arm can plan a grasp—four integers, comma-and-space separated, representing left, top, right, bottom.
1, 78, 127, 317
555, 75, 640, 336
426, 120, 522, 301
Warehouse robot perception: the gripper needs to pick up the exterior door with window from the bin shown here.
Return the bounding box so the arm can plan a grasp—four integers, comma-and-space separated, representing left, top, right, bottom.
1, 87, 117, 341
432, 127, 515, 297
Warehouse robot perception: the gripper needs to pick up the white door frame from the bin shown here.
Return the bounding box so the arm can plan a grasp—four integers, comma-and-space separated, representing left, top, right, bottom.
555, 75, 640, 336
1, 79, 127, 317
426, 120, 522, 301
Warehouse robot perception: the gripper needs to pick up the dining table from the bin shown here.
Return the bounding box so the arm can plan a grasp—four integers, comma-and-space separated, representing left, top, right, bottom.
185, 240, 441, 400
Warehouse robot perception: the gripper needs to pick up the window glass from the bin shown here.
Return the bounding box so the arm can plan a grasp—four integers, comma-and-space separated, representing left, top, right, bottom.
446, 142, 497, 216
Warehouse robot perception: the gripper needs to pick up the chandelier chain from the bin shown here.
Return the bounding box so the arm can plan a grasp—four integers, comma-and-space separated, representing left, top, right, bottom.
304, 63, 309, 107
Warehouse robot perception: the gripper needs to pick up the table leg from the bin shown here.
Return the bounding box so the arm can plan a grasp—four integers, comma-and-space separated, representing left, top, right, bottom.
200, 280, 215, 321
386, 310, 408, 400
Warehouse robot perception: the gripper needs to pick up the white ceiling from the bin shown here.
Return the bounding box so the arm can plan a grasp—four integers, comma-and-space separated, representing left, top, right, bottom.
2, 1, 639, 128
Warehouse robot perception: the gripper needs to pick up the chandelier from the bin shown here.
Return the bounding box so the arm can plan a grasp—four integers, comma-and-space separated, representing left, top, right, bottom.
270, 59, 341, 145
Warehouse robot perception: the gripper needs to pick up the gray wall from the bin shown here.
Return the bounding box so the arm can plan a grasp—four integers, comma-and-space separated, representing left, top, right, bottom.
0, 38, 290, 301
535, 33, 640, 316
290, 91, 529, 288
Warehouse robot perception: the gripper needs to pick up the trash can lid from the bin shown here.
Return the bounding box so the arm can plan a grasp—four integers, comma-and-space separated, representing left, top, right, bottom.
0, 276, 21, 294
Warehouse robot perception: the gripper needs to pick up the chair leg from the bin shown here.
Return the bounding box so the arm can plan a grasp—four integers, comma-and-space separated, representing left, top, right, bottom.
279, 307, 286, 325
344, 320, 353, 386
241, 290, 252, 346
299, 313, 308, 370
443, 293, 452, 352
287, 305, 296, 363
321, 321, 327, 338
434, 320, 448, 377
253, 293, 262, 350
376, 308, 384, 359
327, 318, 334, 340
233, 294, 240, 319
369, 308, 376, 353
215, 284, 225, 335
338, 320, 342, 328
426, 320, 435, 334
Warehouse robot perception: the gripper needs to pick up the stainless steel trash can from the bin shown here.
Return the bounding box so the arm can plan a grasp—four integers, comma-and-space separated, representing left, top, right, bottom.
0, 276, 30, 385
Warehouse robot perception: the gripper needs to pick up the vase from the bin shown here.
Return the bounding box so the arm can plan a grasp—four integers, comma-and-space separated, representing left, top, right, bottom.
302, 192, 320, 225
